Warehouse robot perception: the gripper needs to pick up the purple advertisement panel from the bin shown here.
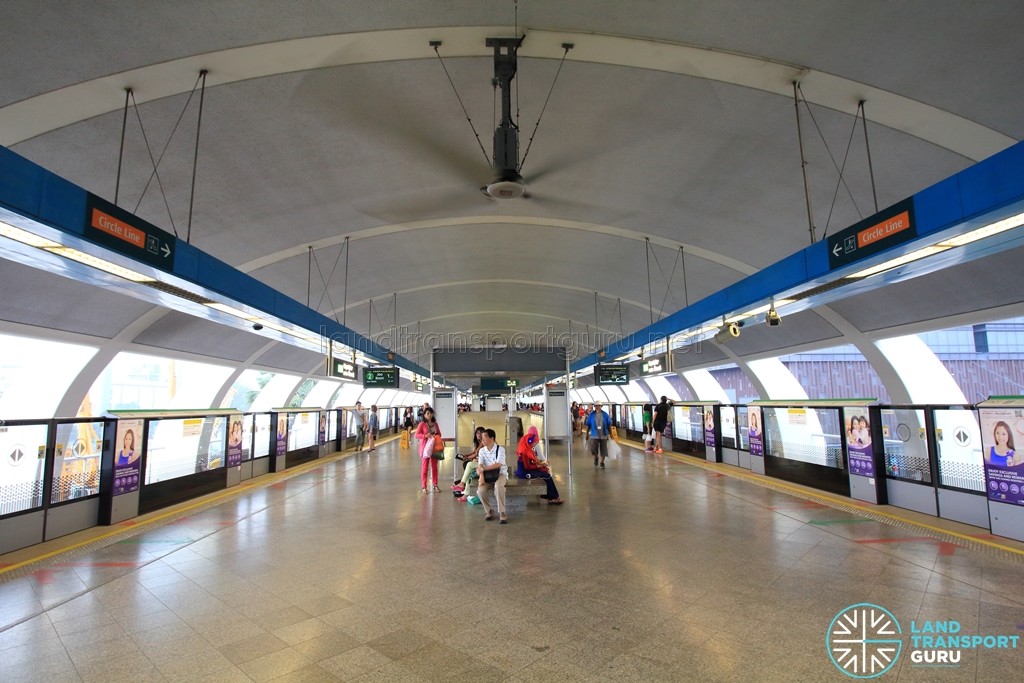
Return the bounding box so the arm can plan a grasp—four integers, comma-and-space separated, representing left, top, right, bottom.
113, 419, 144, 496
703, 410, 716, 447
276, 415, 288, 455
846, 413, 875, 477
226, 417, 243, 467
748, 407, 764, 457
980, 409, 1024, 507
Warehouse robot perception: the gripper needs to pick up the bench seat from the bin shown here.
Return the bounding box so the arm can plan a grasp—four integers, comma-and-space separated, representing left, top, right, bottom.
472, 475, 547, 513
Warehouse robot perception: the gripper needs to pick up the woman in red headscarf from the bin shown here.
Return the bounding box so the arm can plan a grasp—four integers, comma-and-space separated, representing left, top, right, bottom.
516, 426, 565, 504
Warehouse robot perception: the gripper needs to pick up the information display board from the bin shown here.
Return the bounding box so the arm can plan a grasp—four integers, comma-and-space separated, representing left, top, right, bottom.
595, 364, 629, 386
363, 366, 399, 388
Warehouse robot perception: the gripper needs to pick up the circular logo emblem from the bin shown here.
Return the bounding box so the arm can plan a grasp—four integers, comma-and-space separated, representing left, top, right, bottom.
827, 603, 902, 678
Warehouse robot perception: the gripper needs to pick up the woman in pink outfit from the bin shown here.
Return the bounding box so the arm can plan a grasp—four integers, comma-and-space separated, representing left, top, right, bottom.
415, 407, 443, 492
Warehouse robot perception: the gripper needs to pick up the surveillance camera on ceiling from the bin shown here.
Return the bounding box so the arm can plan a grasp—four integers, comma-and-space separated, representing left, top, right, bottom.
713, 322, 741, 344
765, 308, 782, 327
252, 323, 264, 331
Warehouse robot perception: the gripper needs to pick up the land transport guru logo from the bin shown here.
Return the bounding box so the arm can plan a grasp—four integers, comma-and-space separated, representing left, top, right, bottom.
827, 602, 1021, 678
827, 603, 902, 678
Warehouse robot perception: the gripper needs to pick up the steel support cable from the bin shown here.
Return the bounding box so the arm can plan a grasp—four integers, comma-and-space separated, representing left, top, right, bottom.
797, 82, 864, 228
130, 73, 205, 233
186, 70, 208, 243
433, 45, 491, 166
519, 44, 571, 173
822, 108, 863, 239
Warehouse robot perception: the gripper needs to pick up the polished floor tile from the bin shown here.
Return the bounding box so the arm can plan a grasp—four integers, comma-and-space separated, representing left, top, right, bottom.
2, 434, 1023, 681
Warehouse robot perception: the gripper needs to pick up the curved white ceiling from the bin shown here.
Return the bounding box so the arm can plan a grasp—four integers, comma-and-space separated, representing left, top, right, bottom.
1, 27, 1012, 160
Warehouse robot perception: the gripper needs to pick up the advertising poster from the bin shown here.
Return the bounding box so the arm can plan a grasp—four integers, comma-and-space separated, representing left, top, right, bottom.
226, 416, 244, 467
113, 419, 144, 496
276, 414, 288, 455
846, 412, 875, 477
703, 409, 716, 447
979, 408, 1024, 506
318, 412, 327, 445
748, 406, 764, 457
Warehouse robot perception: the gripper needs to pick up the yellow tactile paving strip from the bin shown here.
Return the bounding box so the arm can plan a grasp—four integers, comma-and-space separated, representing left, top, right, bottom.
3, 434, 1022, 584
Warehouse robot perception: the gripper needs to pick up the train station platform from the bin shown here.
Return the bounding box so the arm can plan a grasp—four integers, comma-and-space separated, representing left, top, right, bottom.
1, 435, 1022, 682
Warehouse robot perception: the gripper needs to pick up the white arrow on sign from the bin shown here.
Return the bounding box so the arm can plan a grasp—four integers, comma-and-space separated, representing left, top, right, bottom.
161, 244, 171, 257
833, 243, 843, 257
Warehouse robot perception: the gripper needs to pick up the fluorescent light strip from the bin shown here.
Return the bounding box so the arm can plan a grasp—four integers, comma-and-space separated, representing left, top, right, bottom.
45, 246, 155, 282
0, 221, 61, 248
2, 220, 155, 282
938, 210, 1024, 247
206, 302, 260, 320
846, 211, 1024, 280
846, 245, 948, 279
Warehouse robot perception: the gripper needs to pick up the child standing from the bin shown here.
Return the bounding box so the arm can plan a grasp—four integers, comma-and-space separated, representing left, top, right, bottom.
642, 426, 654, 452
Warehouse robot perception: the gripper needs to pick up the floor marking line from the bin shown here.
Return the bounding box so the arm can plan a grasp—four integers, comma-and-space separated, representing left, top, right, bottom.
655, 448, 1024, 558
0, 438, 397, 578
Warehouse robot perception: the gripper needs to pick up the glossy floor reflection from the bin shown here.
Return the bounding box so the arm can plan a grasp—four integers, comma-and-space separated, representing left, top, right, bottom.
1, 436, 1023, 682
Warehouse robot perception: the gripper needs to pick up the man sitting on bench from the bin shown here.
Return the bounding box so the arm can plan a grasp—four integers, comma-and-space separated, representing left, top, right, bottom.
516, 426, 565, 505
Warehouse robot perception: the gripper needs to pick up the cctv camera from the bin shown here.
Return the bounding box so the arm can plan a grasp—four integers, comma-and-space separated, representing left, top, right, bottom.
713, 323, 741, 344
252, 323, 264, 331
765, 309, 782, 327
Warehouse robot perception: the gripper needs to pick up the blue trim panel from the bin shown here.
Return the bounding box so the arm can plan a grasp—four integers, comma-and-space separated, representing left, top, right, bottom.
575, 140, 1024, 372
0, 145, 427, 376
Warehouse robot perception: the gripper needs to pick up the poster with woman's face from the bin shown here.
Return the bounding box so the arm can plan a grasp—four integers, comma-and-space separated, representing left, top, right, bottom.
226, 418, 244, 467
979, 408, 1024, 506
276, 415, 288, 455
747, 407, 763, 456
704, 410, 715, 447
113, 419, 144, 496
846, 413, 874, 478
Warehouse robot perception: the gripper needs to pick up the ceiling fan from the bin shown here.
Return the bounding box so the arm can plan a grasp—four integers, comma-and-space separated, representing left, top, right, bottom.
481, 37, 529, 199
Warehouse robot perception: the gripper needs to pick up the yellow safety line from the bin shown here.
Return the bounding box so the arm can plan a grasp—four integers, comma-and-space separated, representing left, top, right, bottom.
659, 448, 1024, 558
0, 440, 389, 577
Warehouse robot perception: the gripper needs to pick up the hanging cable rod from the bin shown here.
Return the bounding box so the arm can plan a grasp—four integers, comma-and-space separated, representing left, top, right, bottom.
431, 41, 491, 167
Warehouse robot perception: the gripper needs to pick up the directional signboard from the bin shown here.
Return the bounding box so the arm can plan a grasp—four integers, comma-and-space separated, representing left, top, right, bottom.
362, 366, 399, 388
326, 353, 356, 381
83, 193, 176, 271
640, 354, 670, 376
595, 363, 629, 385
827, 198, 916, 271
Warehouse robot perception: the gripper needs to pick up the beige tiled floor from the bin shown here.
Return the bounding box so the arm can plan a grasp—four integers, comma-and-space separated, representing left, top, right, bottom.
1, 436, 1022, 681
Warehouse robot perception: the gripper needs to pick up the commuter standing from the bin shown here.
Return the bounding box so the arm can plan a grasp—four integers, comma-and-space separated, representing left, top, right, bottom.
366, 404, 379, 452
652, 396, 672, 454
586, 402, 612, 468
353, 401, 367, 451
402, 407, 415, 447
415, 408, 443, 493
476, 428, 509, 523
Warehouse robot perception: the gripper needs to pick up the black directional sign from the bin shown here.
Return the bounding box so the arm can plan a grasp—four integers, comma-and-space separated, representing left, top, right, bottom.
327, 355, 357, 381
827, 198, 916, 271
954, 427, 971, 447
83, 193, 176, 272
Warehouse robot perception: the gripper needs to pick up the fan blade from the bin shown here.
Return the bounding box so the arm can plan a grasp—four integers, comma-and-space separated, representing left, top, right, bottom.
356, 186, 495, 225
294, 63, 490, 185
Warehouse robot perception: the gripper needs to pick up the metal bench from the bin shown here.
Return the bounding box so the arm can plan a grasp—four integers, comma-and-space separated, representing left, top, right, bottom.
471, 475, 547, 513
